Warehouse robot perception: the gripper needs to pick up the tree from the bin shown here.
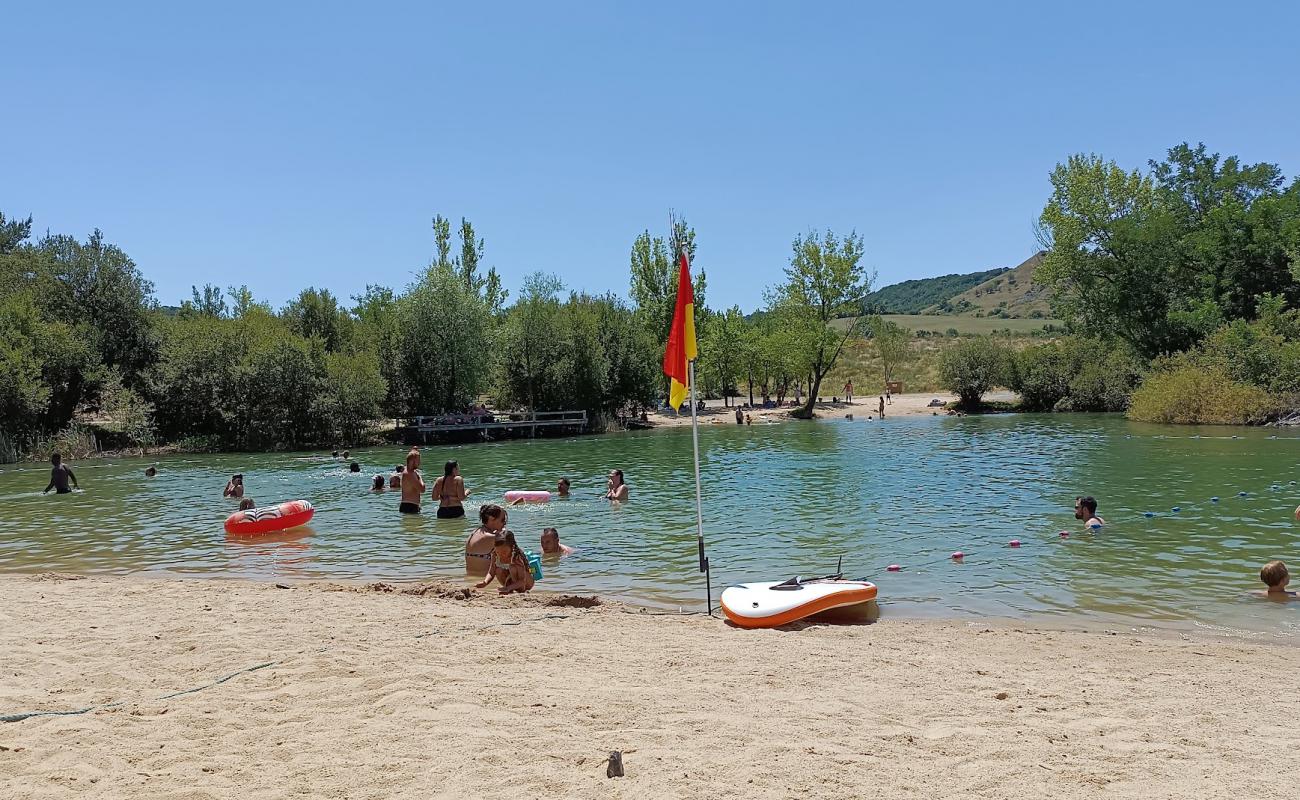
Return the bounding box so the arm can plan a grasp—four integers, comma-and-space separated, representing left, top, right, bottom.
396, 266, 492, 413
498, 273, 566, 414
868, 317, 912, 388
697, 306, 746, 404
628, 214, 708, 383
282, 287, 351, 352
186, 284, 228, 318
432, 214, 507, 312
323, 351, 387, 444
939, 338, 1012, 408
768, 229, 870, 418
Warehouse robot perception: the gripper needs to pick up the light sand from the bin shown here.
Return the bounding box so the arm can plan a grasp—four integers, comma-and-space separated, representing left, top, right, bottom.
648, 390, 1018, 427
2, 575, 1297, 799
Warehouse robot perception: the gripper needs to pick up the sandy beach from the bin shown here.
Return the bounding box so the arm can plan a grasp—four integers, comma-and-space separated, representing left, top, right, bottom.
648, 390, 1018, 427
2, 575, 1296, 799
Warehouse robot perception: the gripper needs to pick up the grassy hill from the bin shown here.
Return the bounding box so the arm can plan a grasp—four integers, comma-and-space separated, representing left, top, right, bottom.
862, 267, 1005, 314
927, 251, 1051, 318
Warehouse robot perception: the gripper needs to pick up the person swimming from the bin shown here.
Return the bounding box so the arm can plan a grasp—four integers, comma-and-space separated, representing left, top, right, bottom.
42, 453, 79, 495
238, 497, 255, 511
1260, 560, 1296, 600
371, 474, 386, 491
432, 460, 468, 519
465, 504, 508, 576
389, 465, 404, 489
144, 465, 157, 477
1074, 496, 1104, 527
556, 477, 571, 498
223, 474, 244, 499
606, 469, 628, 502
349, 461, 361, 473
474, 530, 534, 594
540, 527, 573, 557
398, 451, 425, 514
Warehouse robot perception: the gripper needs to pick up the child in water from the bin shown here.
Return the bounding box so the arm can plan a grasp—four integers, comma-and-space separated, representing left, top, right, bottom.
1260, 561, 1296, 599
238, 498, 255, 511
475, 531, 535, 594
540, 527, 573, 557
371, 475, 386, 491
43, 453, 79, 494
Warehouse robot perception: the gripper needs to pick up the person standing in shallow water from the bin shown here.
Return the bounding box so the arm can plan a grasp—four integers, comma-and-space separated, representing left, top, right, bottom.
398, 451, 425, 514
432, 460, 468, 519
606, 469, 628, 502
43, 453, 78, 494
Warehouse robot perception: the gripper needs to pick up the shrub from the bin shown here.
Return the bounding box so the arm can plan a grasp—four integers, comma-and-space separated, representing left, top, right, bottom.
1128, 366, 1278, 425
1010, 337, 1143, 412
939, 337, 1012, 407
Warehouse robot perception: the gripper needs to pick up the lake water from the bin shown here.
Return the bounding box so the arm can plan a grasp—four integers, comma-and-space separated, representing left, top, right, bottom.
2, 414, 1298, 640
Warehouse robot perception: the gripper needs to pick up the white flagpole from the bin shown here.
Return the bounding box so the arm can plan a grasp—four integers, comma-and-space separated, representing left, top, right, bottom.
688, 358, 710, 615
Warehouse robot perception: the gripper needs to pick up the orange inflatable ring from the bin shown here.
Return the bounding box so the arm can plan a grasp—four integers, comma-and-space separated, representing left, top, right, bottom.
224, 500, 315, 536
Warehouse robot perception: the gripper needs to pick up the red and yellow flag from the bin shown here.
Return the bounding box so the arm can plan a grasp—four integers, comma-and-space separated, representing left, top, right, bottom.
662, 250, 697, 410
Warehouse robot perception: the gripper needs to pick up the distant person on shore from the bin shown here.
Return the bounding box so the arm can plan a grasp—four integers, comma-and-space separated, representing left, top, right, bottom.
735, 407, 743, 424
1074, 496, 1104, 527
144, 465, 157, 477
540, 527, 574, 557
556, 477, 571, 498
886, 387, 892, 405
466, 504, 508, 575
746, 413, 753, 425
238, 497, 255, 511
371, 475, 386, 491
1259, 561, 1295, 599
349, 461, 361, 473
389, 465, 403, 489
878, 396, 885, 418
844, 380, 853, 402
43, 453, 79, 495
432, 460, 468, 519
398, 452, 425, 514
223, 474, 244, 499
606, 469, 628, 502
475, 530, 534, 594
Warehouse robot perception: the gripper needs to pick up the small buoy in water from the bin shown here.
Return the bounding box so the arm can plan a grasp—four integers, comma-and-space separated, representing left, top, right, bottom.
1172, 506, 1181, 512
1059, 530, 1070, 538
1238, 491, 1248, 497
1008, 539, 1021, 548
1211, 496, 1220, 502
886, 564, 901, 572
951, 551, 964, 560
1144, 512, 1155, 518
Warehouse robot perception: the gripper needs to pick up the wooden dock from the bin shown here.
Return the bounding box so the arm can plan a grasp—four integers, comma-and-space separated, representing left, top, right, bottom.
397, 410, 589, 444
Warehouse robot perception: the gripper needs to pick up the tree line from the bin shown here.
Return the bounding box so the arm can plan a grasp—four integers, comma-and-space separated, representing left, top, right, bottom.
1, 208, 879, 459
937, 142, 1300, 423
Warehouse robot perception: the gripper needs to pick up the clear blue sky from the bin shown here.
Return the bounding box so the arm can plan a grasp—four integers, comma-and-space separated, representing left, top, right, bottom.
5, 1, 1298, 312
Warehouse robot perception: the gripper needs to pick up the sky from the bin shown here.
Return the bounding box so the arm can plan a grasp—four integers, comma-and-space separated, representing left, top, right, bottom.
4, 1, 1299, 312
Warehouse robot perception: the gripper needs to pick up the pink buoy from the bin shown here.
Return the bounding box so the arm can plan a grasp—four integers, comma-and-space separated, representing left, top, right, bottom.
886, 564, 901, 572
1059, 530, 1070, 538
1008, 539, 1021, 547
951, 551, 964, 560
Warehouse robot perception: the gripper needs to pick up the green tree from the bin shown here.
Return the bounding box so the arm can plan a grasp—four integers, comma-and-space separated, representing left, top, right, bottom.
939, 337, 1012, 408
323, 351, 388, 444
768, 229, 870, 418
397, 266, 492, 413
697, 306, 746, 405
868, 317, 913, 388
497, 273, 567, 414
282, 287, 351, 352
628, 214, 707, 368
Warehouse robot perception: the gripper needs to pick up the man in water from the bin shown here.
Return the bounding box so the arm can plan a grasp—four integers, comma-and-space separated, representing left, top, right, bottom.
389, 464, 404, 489
43, 453, 79, 494
1074, 496, 1104, 527
398, 451, 425, 514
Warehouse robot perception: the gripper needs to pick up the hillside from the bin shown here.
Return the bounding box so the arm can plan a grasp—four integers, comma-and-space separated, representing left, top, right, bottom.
862, 267, 1005, 314
928, 251, 1050, 318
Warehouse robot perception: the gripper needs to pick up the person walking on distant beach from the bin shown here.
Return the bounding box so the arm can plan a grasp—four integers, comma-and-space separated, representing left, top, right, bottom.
43, 453, 79, 495
398, 451, 425, 514
432, 460, 468, 519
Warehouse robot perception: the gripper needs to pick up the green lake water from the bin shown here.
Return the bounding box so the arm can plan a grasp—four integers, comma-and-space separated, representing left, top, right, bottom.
1, 414, 1298, 640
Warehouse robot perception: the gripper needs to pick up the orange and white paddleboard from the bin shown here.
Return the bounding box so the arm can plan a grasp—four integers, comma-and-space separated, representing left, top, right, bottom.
720, 579, 878, 629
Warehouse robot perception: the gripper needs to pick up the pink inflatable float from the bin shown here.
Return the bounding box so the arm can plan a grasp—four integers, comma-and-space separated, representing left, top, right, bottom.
504, 490, 550, 504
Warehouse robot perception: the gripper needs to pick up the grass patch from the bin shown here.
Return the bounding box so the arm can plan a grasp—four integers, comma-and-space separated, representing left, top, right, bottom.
832, 314, 1063, 336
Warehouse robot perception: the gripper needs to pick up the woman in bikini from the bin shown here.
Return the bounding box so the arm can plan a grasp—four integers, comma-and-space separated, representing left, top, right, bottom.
431, 460, 468, 519
465, 504, 507, 577
398, 451, 426, 514
474, 530, 534, 594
